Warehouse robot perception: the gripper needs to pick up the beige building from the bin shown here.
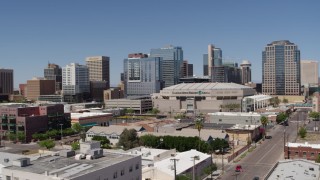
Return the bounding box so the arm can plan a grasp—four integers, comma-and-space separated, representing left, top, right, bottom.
240, 60, 251, 84
86, 56, 110, 87
104, 87, 124, 101
312, 92, 320, 112
71, 112, 113, 126
262, 40, 301, 95
301, 60, 318, 86
152, 82, 255, 114
26, 78, 56, 101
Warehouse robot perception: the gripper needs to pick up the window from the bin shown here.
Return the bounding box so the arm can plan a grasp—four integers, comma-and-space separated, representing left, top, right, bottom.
6, 176, 11, 180
121, 169, 125, 176
303, 152, 307, 157
129, 166, 133, 172
113, 172, 118, 179
295, 152, 299, 156
311, 152, 315, 157
136, 163, 139, 170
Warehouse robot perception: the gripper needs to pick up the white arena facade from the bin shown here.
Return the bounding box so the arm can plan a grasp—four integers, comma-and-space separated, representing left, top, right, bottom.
152, 82, 256, 114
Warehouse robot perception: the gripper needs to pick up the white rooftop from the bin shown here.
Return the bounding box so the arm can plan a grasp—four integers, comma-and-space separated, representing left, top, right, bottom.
208, 112, 261, 117
243, 94, 272, 101
287, 142, 320, 149
164, 82, 252, 90
71, 112, 112, 119
267, 159, 320, 180
87, 125, 145, 135
154, 149, 210, 176
126, 147, 171, 161
228, 124, 260, 130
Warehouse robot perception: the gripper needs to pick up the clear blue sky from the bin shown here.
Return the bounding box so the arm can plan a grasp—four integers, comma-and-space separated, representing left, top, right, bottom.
1, 0, 320, 88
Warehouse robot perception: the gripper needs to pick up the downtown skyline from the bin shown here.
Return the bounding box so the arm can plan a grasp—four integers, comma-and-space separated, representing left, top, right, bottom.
1, 0, 320, 88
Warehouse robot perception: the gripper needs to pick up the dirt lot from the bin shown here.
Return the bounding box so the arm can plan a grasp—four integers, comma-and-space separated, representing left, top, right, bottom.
296, 132, 320, 144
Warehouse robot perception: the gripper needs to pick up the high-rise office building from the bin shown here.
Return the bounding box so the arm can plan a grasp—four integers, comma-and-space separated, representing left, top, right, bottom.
181, 60, 188, 78
301, 60, 318, 86
124, 54, 163, 97
62, 63, 89, 102
86, 56, 110, 101
262, 40, 301, 95
150, 45, 183, 87
208, 44, 222, 78
85, 56, 110, 88
0, 68, 13, 99
188, 64, 193, 77
240, 60, 252, 84
44, 63, 62, 91
203, 54, 208, 76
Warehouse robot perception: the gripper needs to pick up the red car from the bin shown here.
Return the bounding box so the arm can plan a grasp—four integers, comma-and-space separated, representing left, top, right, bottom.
235, 165, 242, 172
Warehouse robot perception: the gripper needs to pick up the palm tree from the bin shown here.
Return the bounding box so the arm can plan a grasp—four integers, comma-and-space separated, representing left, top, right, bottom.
195, 119, 203, 151
260, 116, 269, 137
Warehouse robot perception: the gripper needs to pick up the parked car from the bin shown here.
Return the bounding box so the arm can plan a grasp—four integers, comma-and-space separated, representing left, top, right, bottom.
265, 135, 272, 139
235, 165, 242, 172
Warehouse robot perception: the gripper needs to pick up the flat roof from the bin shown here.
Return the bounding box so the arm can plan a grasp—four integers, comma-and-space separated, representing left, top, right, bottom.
154, 149, 210, 176
4, 151, 138, 179
287, 142, 320, 149
71, 112, 112, 119
163, 82, 253, 90
243, 94, 272, 101
208, 112, 261, 117
267, 159, 320, 180
126, 147, 170, 161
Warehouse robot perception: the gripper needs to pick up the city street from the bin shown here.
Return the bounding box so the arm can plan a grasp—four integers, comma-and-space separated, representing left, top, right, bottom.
220, 109, 307, 180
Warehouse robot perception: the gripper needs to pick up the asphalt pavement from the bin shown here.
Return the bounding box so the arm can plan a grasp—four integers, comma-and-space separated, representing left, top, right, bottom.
220, 109, 306, 180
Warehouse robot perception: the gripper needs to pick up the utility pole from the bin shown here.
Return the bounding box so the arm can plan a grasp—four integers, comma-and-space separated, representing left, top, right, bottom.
283, 128, 286, 159
171, 158, 179, 180
191, 156, 199, 180
59, 124, 63, 140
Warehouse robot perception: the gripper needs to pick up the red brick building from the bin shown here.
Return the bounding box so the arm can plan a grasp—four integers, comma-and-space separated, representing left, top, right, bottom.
0, 104, 70, 142
284, 142, 320, 161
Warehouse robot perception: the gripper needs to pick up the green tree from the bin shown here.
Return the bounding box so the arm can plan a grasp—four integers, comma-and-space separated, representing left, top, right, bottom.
71, 142, 80, 150
117, 128, 140, 150
32, 133, 48, 141
46, 129, 58, 139
92, 136, 111, 148
38, 139, 55, 150
125, 108, 134, 114
7, 133, 16, 142
298, 127, 307, 139
260, 116, 269, 135
72, 123, 83, 134
282, 98, 289, 104
177, 174, 193, 180
309, 112, 320, 121
195, 119, 203, 151
16, 132, 26, 142
276, 112, 288, 124
203, 164, 217, 178
316, 154, 320, 163
151, 108, 160, 115
140, 134, 159, 148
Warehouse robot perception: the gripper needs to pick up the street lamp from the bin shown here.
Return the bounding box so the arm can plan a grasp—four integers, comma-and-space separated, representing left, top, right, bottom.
191, 155, 200, 180
59, 124, 63, 140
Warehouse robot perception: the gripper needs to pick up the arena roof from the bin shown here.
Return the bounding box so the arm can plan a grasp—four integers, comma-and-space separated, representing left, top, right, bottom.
164, 83, 252, 90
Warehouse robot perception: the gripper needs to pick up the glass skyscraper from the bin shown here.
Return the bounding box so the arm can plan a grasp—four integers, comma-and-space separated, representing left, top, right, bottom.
150, 45, 183, 87
124, 56, 163, 97
262, 40, 301, 95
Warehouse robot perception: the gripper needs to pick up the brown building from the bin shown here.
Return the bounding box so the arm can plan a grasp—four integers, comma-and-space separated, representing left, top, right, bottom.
19, 84, 27, 96
103, 87, 124, 101
284, 142, 320, 161
0, 104, 70, 142
26, 78, 56, 101
0, 68, 14, 100
90, 81, 109, 102
86, 56, 110, 89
